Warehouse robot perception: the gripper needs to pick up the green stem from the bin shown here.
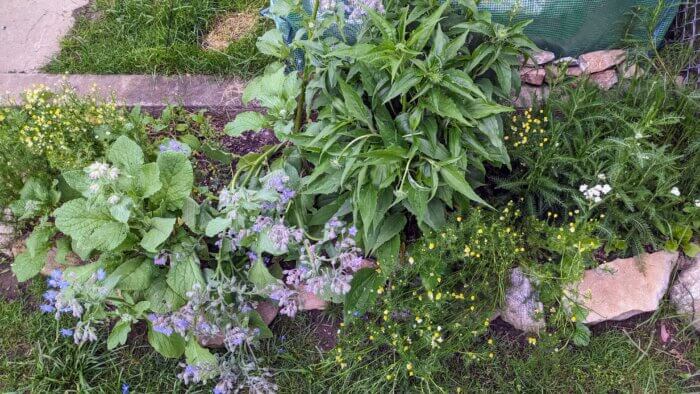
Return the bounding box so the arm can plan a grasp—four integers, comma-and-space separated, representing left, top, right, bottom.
293, 0, 322, 134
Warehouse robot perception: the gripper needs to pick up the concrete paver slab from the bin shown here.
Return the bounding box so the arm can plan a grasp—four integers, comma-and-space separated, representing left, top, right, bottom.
0, 0, 89, 72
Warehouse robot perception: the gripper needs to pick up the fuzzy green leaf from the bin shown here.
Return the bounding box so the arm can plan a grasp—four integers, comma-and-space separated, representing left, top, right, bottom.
225, 111, 266, 137
152, 152, 194, 210
54, 199, 129, 252
140, 217, 176, 253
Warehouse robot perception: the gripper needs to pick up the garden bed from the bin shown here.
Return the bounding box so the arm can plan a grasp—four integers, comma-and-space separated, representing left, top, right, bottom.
1, 0, 699, 392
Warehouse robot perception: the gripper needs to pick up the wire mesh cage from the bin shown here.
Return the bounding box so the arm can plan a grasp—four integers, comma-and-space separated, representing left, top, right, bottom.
668, 1, 700, 81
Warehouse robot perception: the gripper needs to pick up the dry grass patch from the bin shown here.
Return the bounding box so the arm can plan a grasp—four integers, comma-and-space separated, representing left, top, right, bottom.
203, 11, 259, 51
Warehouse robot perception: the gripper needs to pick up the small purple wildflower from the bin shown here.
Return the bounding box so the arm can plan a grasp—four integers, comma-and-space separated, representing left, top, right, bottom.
348, 226, 358, 237
147, 313, 174, 336
43, 290, 58, 302
96, 268, 107, 281
122, 383, 130, 394
159, 139, 188, 154
40, 304, 55, 313
154, 254, 167, 266
60, 328, 74, 337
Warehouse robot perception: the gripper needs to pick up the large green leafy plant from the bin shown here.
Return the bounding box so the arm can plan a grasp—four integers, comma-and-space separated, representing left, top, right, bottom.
228, 0, 534, 255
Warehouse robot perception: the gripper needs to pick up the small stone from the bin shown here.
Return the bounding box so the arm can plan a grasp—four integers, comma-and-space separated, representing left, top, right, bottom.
0, 208, 15, 256
589, 69, 618, 90
514, 85, 549, 108
578, 49, 626, 74
522, 50, 556, 66
670, 253, 700, 332
256, 300, 279, 325
545, 65, 583, 82
520, 67, 546, 85
553, 56, 579, 66
568, 251, 678, 324
299, 288, 327, 311
501, 267, 545, 333
40, 246, 83, 276
620, 63, 644, 79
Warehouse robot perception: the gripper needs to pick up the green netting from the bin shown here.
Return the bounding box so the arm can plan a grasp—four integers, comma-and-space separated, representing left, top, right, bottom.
263, 0, 679, 58
480, 0, 679, 57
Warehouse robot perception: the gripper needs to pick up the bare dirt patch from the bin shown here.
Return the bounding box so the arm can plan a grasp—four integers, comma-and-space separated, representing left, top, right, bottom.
203, 11, 259, 51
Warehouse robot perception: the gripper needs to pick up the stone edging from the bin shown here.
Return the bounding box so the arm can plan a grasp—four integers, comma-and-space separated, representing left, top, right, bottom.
0, 73, 248, 110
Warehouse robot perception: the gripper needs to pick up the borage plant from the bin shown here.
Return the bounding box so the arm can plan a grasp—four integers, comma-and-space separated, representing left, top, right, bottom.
13, 135, 368, 392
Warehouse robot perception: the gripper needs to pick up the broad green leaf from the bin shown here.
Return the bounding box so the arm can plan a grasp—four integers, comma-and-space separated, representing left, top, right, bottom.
371, 213, 407, 253
358, 183, 378, 238
249, 260, 279, 290
205, 217, 230, 237
108, 136, 144, 172
182, 197, 200, 231
146, 277, 186, 314
118, 259, 157, 291
256, 29, 289, 58
376, 234, 400, 274
109, 197, 132, 223
107, 320, 132, 350
152, 152, 194, 210
344, 268, 384, 320
225, 111, 266, 137
133, 163, 162, 198
383, 70, 421, 103
148, 326, 185, 359
246, 311, 274, 339
140, 217, 176, 253
11, 249, 48, 282
338, 79, 371, 126
167, 252, 205, 299
407, 1, 449, 51
439, 166, 491, 207
185, 340, 217, 366
54, 199, 129, 252
61, 170, 92, 197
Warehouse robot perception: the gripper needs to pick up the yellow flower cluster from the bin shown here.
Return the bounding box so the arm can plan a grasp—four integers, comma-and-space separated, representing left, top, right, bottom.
505, 108, 549, 148
11, 85, 124, 170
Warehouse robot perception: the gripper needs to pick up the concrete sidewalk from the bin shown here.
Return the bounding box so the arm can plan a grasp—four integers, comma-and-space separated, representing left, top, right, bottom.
0, 0, 89, 73
0, 73, 248, 109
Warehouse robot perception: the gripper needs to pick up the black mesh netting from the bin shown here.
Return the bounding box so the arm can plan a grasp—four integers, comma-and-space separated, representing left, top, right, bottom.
667, 1, 700, 81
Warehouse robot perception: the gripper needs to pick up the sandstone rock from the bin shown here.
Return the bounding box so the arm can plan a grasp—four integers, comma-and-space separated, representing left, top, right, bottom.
589, 69, 618, 90
568, 251, 678, 324
553, 56, 579, 66
545, 65, 583, 82
514, 85, 549, 108
257, 300, 279, 325
0, 208, 15, 256
620, 63, 644, 79
501, 267, 545, 333
520, 67, 546, 85
299, 288, 327, 311
40, 246, 83, 276
578, 49, 626, 74
670, 253, 700, 332
522, 50, 556, 66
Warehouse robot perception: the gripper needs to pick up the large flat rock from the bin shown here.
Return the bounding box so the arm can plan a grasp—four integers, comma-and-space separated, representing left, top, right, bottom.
0, 0, 89, 72
0, 74, 248, 109
568, 251, 678, 324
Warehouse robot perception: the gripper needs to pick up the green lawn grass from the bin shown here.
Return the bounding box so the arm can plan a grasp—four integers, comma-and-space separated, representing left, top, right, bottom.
1, 280, 697, 392
45, 0, 271, 77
